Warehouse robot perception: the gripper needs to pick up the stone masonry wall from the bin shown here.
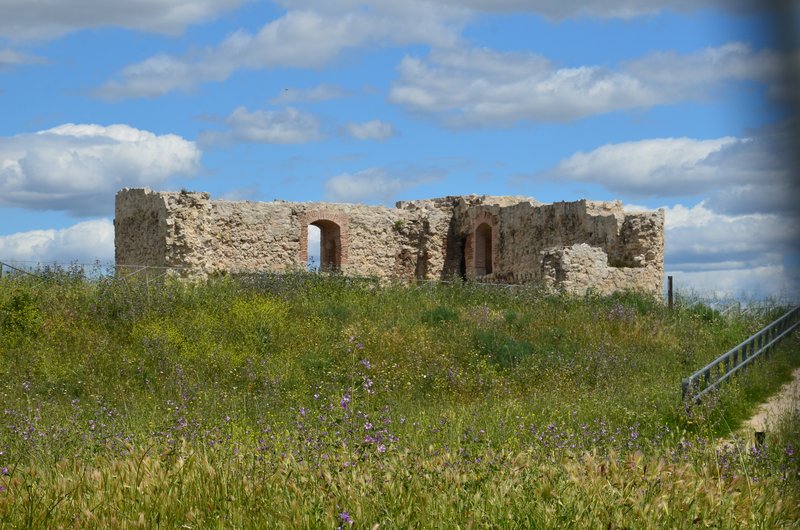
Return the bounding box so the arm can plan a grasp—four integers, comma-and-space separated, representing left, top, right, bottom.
115, 189, 664, 297
114, 188, 169, 269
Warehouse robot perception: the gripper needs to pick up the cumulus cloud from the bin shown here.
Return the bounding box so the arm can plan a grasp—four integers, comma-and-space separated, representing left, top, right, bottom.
389, 43, 786, 127
0, 124, 200, 216
0, 0, 246, 40
662, 202, 800, 301
0, 218, 114, 265
270, 83, 351, 104
537, 120, 798, 215
345, 120, 395, 141
663, 203, 797, 267
199, 107, 322, 145
324, 167, 443, 203
540, 137, 743, 196
96, 4, 466, 99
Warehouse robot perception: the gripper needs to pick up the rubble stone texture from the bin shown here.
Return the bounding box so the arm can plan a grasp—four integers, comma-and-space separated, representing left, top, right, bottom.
115, 188, 664, 296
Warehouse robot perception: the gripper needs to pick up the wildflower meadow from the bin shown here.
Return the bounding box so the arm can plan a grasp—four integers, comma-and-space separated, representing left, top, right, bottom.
0, 269, 798, 528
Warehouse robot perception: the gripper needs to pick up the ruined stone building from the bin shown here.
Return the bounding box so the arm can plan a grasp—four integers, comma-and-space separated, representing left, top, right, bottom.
115, 188, 665, 296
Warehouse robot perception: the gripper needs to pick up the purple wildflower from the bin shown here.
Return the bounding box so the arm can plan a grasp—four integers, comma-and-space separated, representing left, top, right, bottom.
786, 443, 795, 457
340, 393, 350, 410
362, 377, 374, 394
360, 358, 371, 369
1, 467, 6, 475
339, 512, 352, 525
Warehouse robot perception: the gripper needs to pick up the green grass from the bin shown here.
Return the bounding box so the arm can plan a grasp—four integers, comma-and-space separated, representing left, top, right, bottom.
0, 271, 798, 528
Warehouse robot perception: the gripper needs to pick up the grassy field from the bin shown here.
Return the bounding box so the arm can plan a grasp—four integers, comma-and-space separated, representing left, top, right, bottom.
0, 270, 798, 528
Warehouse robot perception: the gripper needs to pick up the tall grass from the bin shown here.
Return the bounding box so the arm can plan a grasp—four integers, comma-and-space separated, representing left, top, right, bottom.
0, 271, 798, 527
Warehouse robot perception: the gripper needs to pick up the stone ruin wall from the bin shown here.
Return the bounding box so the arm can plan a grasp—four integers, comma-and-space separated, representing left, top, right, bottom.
115, 188, 664, 297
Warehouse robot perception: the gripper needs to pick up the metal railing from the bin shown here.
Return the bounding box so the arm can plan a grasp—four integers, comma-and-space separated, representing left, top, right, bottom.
682, 305, 800, 402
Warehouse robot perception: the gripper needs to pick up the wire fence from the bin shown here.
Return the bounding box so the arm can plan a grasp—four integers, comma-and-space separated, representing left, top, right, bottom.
0, 259, 795, 313
0, 259, 540, 289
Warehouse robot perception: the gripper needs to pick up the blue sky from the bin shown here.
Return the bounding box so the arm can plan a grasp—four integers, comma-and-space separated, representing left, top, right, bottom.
0, 0, 798, 301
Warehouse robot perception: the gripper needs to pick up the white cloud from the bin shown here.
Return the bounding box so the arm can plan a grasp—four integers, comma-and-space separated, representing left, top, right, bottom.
0, 0, 247, 40
199, 107, 322, 145
0, 124, 201, 216
661, 202, 718, 230
346, 120, 395, 140
389, 43, 786, 127
217, 186, 261, 201
541, 137, 742, 196
669, 266, 799, 303
0, 0, 779, 44
324, 167, 442, 203
661, 202, 800, 301
201, 107, 397, 146
663, 202, 798, 266
454, 0, 764, 19
0, 48, 45, 67
538, 120, 798, 215
270, 83, 351, 104
279, 0, 769, 20
97, 4, 467, 99
0, 218, 114, 265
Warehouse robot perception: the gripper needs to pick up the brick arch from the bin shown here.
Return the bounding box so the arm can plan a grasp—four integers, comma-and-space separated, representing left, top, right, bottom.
465, 211, 498, 279
299, 210, 349, 270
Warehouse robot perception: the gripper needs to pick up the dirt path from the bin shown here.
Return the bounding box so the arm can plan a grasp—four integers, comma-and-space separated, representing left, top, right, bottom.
740, 366, 800, 433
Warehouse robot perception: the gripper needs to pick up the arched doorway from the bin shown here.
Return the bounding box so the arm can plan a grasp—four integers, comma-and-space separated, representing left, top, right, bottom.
474, 223, 493, 277
310, 219, 342, 271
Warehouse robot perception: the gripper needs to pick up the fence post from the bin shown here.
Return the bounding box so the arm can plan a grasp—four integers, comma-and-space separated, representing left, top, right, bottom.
742, 341, 750, 373
681, 378, 689, 401
668, 276, 673, 310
